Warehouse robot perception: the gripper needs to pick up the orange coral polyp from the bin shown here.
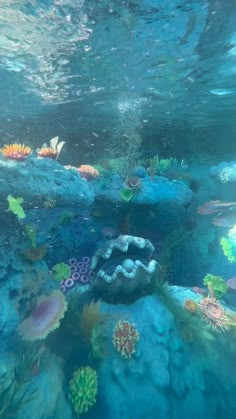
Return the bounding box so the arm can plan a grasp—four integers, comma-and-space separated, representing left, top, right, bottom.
37, 147, 58, 159
184, 299, 198, 313
78, 165, 99, 181
0, 143, 32, 160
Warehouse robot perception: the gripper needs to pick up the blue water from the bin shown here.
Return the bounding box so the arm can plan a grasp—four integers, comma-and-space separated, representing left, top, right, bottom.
1, 1, 236, 418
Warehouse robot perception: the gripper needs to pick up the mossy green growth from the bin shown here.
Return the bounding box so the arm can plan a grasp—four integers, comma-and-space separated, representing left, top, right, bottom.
24, 224, 37, 248
51, 262, 71, 281
220, 237, 236, 263
69, 366, 98, 416
120, 188, 135, 202
7, 195, 25, 219
203, 273, 228, 299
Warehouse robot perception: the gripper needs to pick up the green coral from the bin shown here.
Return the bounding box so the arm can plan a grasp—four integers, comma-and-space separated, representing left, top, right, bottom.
220, 237, 236, 263
7, 195, 25, 219
51, 262, 71, 281
69, 366, 98, 416
203, 273, 228, 299
120, 188, 136, 202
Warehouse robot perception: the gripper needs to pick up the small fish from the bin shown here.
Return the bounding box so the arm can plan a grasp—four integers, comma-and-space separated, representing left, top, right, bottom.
197, 200, 236, 215
212, 211, 236, 227
192, 286, 207, 296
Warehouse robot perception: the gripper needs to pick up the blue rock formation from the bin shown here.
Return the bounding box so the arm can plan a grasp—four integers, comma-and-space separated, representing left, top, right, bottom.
95, 290, 236, 419
0, 157, 94, 208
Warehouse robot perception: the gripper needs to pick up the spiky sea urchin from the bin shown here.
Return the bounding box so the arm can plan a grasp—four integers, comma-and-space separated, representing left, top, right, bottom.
198, 296, 229, 332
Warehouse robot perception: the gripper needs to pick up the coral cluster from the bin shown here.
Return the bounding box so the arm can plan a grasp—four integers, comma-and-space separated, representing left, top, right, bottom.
69, 366, 98, 416
112, 320, 139, 358
60, 257, 95, 293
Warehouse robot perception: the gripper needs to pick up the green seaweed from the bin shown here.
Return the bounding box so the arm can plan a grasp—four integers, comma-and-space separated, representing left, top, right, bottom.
0, 344, 42, 418
51, 262, 71, 281
220, 237, 236, 263
120, 188, 136, 202
203, 273, 228, 299
7, 195, 25, 219
24, 224, 37, 248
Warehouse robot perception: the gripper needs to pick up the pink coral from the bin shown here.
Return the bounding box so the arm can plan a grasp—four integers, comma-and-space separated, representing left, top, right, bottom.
19, 290, 67, 341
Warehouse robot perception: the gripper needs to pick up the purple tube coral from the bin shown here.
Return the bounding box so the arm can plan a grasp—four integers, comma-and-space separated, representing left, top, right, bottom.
60, 256, 94, 293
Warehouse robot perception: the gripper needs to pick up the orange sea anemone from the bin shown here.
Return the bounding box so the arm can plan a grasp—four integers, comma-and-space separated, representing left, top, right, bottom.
184, 299, 198, 313
0, 143, 32, 161
198, 296, 229, 332
37, 147, 58, 159
78, 165, 99, 181
19, 290, 67, 341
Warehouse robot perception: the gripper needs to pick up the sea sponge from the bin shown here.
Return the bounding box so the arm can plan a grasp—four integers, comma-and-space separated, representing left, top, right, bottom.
19, 290, 67, 341
69, 366, 98, 416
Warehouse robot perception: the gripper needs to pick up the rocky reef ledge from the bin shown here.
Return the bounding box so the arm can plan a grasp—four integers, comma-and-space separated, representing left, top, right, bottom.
93, 173, 193, 205
0, 157, 94, 208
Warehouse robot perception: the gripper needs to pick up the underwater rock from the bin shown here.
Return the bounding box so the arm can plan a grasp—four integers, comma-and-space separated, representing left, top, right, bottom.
17, 350, 72, 419
96, 291, 236, 419
93, 174, 193, 205
209, 161, 236, 183
0, 157, 94, 208
91, 235, 159, 297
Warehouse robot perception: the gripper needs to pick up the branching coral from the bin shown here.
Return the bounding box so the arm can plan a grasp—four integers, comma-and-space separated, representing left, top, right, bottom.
69, 366, 98, 416
19, 290, 68, 341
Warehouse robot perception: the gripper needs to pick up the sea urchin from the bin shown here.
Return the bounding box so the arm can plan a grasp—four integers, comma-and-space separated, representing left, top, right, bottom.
198, 296, 229, 332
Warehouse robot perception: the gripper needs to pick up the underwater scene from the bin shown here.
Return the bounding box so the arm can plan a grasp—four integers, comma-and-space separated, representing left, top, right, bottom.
1, 1, 236, 418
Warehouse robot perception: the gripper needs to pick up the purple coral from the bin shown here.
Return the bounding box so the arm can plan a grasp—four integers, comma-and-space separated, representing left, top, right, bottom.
60, 256, 95, 293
